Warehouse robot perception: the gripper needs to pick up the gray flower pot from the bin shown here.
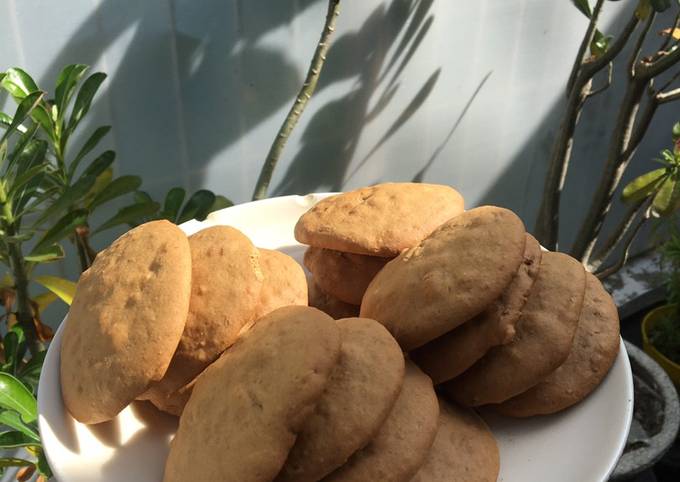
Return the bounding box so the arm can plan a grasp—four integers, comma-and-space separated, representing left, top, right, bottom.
610, 342, 680, 480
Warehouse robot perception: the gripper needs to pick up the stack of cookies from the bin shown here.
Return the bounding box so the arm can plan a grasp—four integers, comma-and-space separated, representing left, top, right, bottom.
61, 221, 309, 421
298, 183, 464, 316
59, 181, 622, 482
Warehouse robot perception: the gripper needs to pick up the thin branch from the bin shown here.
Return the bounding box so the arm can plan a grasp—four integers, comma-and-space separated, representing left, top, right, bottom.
657, 86, 680, 103
638, 38, 680, 79
536, 7, 641, 249
567, 0, 606, 96
588, 199, 645, 270
571, 78, 648, 261
251, 0, 340, 201
659, 11, 680, 54
624, 82, 659, 159
582, 13, 641, 77
628, 12, 656, 78
658, 68, 680, 92
595, 214, 647, 279
586, 61, 613, 98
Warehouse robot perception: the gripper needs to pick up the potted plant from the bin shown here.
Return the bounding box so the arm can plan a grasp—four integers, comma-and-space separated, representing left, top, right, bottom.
642, 229, 680, 386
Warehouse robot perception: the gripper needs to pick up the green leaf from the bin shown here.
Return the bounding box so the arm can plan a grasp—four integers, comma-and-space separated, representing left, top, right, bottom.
83, 167, 113, 205
590, 29, 613, 58
0, 431, 40, 448
24, 243, 64, 263
0, 411, 39, 442
0, 457, 33, 468
94, 201, 160, 233
8, 164, 48, 201
0, 373, 37, 423
162, 187, 186, 221
12, 141, 49, 215
17, 350, 45, 386
178, 190, 216, 223
81, 150, 114, 179
134, 190, 153, 204
6, 123, 40, 173
650, 0, 671, 12
31, 209, 88, 256
67, 72, 106, 135
672, 121, 680, 142
37, 448, 52, 477
622, 168, 668, 203
572, 0, 592, 18
0, 68, 38, 99
54, 64, 89, 120
89, 175, 142, 210
68, 125, 111, 178
33, 275, 76, 305
33, 175, 95, 226
652, 176, 680, 216
2, 326, 26, 375
0, 92, 45, 145
0, 112, 13, 129
210, 195, 233, 214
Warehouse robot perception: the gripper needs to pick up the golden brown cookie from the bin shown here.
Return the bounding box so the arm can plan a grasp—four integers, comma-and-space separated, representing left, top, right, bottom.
141, 225, 263, 404
256, 248, 308, 317
295, 183, 464, 257
163, 306, 341, 482
304, 247, 390, 305
412, 233, 542, 384
495, 272, 620, 417
444, 251, 586, 406
308, 281, 360, 319
276, 317, 405, 482
361, 206, 526, 350
60, 220, 191, 424
145, 378, 194, 417
323, 361, 439, 482
410, 401, 499, 482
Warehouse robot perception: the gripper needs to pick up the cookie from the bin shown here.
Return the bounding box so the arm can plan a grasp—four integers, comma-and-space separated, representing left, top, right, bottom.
163, 306, 342, 482
141, 226, 263, 404
495, 272, 620, 417
145, 378, 195, 417
295, 183, 464, 257
276, 317, 405, 482
361, 206, 526, 350
256, 248, 308, 317
323, 361, 439, 482
412, 233, 542, 383
304, 247, 390, 305
411, 400, 499, 482
60, 220, 191, 424
444, 251, 586, 406
308, 281, 360, 319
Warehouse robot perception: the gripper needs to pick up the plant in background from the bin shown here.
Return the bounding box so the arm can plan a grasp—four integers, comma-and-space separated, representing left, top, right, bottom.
649, 225, 680, 363
535, 0, 680, 275
594, 121, 680, 276
0, 65, 232, 478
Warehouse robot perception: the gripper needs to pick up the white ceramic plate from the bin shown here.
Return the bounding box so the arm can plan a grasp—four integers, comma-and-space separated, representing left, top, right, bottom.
38, 194, 633, 482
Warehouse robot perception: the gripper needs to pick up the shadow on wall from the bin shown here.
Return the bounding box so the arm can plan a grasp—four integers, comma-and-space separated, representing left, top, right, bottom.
476, 1, 678, 257
37, 0, 321, 190
36, 0, 438, 199
274, 0, 440, 195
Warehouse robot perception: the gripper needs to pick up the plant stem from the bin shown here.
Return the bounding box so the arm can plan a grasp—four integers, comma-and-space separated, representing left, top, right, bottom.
5, 232, 42, 356
534, 79, 591, 249
566, 0, 606, 97
595, 213, 647, 279
588, 198, 645, 271
535, 7, 640, 249
251, 0, 340, 201
74, 225, 96, 272
571, 77, 647, 262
